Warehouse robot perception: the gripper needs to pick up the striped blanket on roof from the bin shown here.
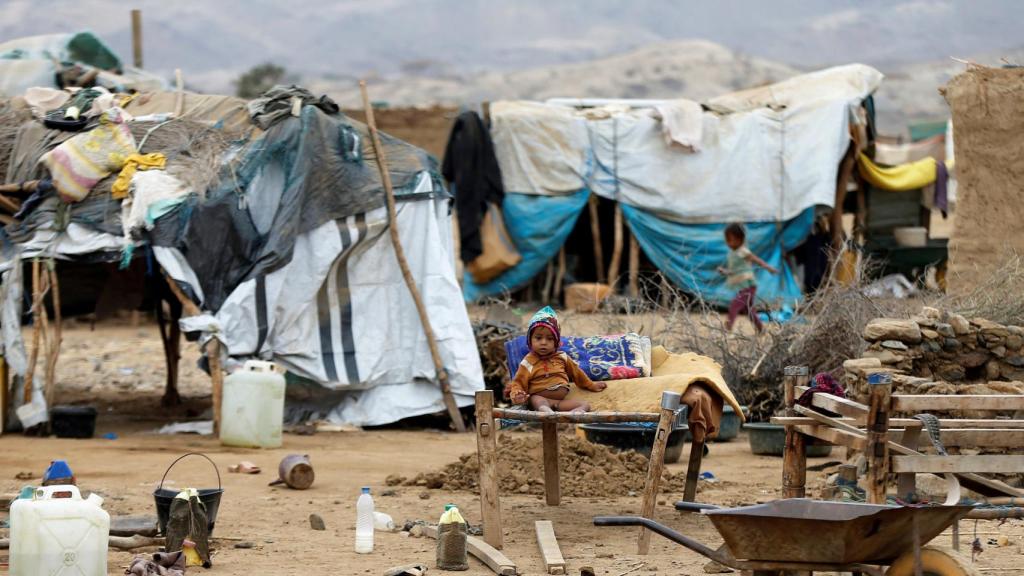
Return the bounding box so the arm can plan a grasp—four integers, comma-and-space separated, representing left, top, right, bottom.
40, 108, 137, 202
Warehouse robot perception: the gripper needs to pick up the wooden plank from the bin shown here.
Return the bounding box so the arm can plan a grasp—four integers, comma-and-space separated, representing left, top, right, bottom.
475, 391, 503, 550
892, 395, 1024, 412
793, 425, 867, 451
794, 405, 1024, 498
898, 424, 922, 500
866, 374, 892, 504
795, 386, 870, 420
423, 525, 517, 576
892, 455, 1024, 474
542, 422, 560, 506
493, 409, 659, 423
774, 416, 1024, 430
638, 403, 676, 555
534, 520, 566, 575
938, 429, 1024, 448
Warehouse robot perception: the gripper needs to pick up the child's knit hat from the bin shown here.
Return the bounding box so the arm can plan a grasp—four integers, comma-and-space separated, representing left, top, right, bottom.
527, 306, 561, 351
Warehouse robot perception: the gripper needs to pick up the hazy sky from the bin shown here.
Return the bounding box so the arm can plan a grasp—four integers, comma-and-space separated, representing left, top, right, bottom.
2, 0, 1021, 91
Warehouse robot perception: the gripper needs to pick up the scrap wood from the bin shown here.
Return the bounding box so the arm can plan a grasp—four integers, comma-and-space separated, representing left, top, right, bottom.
534, 520, 566, 575
422, 525, 517, 576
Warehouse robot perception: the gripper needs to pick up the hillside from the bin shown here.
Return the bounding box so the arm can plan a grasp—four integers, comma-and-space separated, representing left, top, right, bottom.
316, 40, 799, 109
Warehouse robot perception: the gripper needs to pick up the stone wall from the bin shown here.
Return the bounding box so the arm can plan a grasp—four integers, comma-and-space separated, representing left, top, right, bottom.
842, 306, 1024, 402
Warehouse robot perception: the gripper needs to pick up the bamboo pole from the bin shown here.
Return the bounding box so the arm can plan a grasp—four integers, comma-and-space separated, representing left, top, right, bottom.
588, 195, 606, 283
360, 81, 465, 433
607, 204, 624, 287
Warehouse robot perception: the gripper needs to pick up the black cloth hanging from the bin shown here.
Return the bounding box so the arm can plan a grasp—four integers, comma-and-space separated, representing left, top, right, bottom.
441, 111, 504, 264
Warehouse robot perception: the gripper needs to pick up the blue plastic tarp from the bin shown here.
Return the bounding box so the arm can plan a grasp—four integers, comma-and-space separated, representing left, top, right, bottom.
463, 190, 815, 308
621, 204, 814, 307
463, 189, 589, 301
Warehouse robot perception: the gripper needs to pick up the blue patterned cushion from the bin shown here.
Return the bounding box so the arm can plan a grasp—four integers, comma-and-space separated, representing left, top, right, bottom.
504, 333, 651, 382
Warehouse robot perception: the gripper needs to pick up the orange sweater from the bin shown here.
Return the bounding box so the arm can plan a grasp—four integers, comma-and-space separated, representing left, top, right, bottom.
508, 351, 600, 397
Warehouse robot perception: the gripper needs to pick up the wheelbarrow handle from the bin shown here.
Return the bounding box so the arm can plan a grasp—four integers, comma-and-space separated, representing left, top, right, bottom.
593, 516, 726, 564
674, 501, 721, 513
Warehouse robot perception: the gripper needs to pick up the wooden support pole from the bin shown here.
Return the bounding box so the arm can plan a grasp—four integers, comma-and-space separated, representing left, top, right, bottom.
207, 338, 224, 436
43, 262, 61, 410
475, 390, 503, 550
541, 260, 554, 304
553, 247, 566, 302
865, 372, 893, 504
627, 223, 640, 298
23, 260, 42, 404
831, 144, 856, 253
174, 69, 184, 117
783, 366, 809, 499
161, 274, 220, 431
638, 391, 681, 555
542, 422, 560, 506
588, 195, 606, 284
361, 81, 465, 433
0, 355, 7, 433
130, 9, 143, 68
607, 203, 623, 286
682, 436, 704, 504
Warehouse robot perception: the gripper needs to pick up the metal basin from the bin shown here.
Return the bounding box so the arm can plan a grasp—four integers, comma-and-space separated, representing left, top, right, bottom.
705, 499, 971, 564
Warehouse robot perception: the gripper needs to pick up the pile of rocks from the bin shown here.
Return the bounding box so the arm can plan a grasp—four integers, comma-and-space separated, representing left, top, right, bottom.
842, 307, 1024, 400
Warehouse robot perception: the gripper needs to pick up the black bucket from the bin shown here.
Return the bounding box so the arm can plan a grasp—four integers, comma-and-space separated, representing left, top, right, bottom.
153, 453, 224, 535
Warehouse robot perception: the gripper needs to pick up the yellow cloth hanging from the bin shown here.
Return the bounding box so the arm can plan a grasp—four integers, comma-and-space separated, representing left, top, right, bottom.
111, 152, 166, 199
857, 153, 937, 192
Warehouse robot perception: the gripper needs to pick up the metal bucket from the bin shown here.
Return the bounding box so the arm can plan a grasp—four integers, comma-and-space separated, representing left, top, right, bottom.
153, 453, 223, 535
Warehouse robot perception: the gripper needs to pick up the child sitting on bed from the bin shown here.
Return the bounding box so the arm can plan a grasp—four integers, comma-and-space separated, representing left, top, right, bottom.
507, 306, 607, 413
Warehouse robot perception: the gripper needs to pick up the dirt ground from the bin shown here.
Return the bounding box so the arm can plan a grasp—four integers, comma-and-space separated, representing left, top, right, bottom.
3, 321, 1024, 575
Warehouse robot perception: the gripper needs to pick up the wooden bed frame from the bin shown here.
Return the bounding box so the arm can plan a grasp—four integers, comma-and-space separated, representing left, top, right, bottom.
474, 389, 706, 555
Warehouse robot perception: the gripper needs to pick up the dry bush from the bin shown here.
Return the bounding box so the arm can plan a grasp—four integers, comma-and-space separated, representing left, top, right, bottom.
938, 251, 1024, 326
593, 252, 908, 421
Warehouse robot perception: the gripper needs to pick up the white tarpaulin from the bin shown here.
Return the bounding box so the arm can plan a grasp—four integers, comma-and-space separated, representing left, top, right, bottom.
490, 64, 883, 223
158, 197, 483, 427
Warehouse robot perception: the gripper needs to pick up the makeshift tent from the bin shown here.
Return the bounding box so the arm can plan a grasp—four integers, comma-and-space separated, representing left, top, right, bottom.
0, 83, 483, 431
456, 64, 883, 306
0, 32, 165, 96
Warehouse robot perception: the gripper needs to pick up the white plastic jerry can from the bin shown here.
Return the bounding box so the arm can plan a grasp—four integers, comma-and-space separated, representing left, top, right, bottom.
220, 360, 286, 448
9, 485, 110, 576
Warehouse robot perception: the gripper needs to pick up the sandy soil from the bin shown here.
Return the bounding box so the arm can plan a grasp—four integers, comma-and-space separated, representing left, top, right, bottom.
3, 321, 1024, 575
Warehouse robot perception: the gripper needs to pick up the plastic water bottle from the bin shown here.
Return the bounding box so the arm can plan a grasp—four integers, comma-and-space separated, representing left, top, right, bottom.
373, 511, 395, 532
355, 487, 374, 553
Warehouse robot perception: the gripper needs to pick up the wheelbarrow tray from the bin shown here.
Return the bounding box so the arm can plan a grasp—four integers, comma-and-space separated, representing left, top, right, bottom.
704, 499, 971, 564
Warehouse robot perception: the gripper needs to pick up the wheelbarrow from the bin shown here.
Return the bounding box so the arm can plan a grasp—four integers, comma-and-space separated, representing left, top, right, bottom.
595, 499, 978, 576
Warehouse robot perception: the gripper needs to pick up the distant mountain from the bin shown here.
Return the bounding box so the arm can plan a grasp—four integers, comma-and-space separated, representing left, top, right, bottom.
0, 0, 1021, 132
316, 40, 799, 109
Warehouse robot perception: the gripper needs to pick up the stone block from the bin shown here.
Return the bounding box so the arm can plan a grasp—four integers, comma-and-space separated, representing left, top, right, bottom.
864, 319, 922, 344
